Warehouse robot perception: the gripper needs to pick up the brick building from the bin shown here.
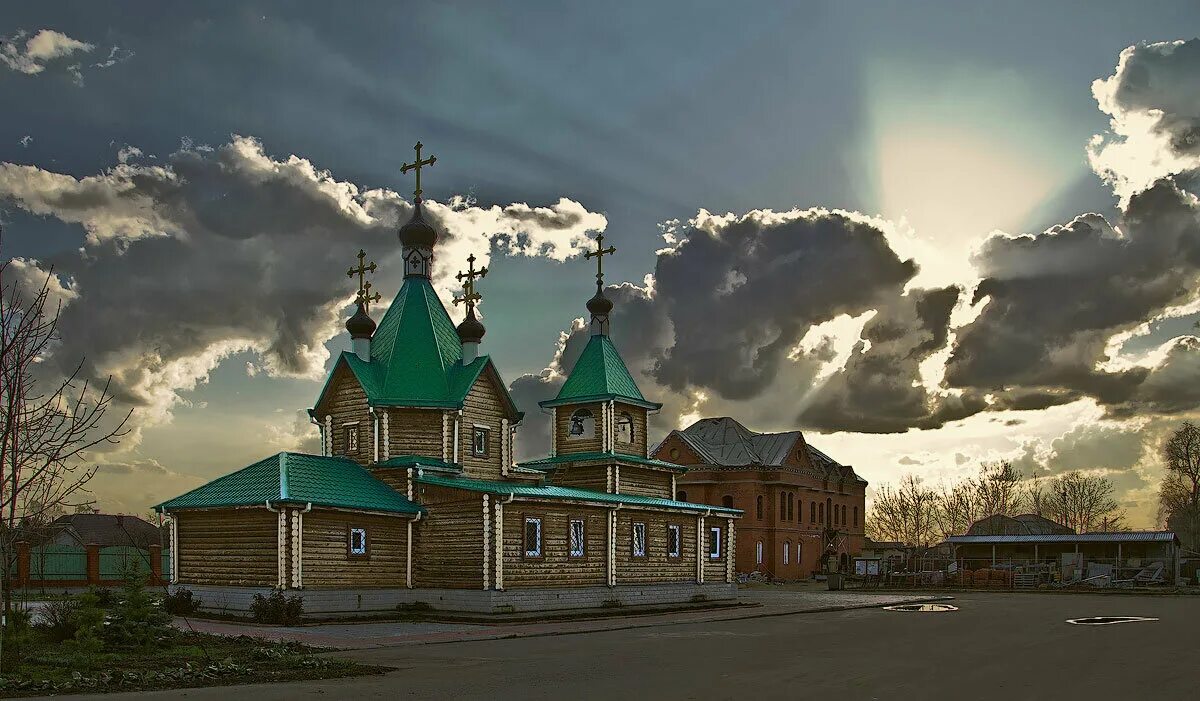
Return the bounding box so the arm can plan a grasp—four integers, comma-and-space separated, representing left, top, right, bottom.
654, 417, 866, 579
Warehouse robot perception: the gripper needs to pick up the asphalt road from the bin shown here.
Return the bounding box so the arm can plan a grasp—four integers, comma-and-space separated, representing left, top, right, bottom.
48, 593, 1199, 701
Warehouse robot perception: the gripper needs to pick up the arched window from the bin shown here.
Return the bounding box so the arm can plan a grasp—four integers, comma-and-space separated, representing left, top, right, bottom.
818, 502, 825, 523
787, 492, 794, 521
568, 409, 594, 439
756, 540, 763, 566
853, 505, 858, 527
796, 542, 802, 565
676, 490, 688, 502
722, 495, 734, 509
810, 502, 816, 523
841, 505, 847, 526
783, 541, 790, 565
780, 493, 786, 520
756, 495, 763, 520
833, 504, 839, 526
826, 498, 832, 526
616, 412, 634, 444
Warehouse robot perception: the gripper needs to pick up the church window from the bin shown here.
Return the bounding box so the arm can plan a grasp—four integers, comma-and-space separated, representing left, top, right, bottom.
524, 517, 543, 558
819, 503, 825, 523
783, 541, 790, 565
669, 447, 680, 460
810, 502, 816, 523
796, 542, 802, 565
788, 492, 795, 521
568, 409, 594, 439
616, 412, 634, 444
472, 426, 490, 457
853, 506, 859, 527
780, 494, 786, 520
842, 505, 847, 526
756, 541, 763, 565
709, 527, 722, 559
569, 518, 585, 557
722, 495, 734, 509
676, 490, 688, 502
342, 424, 359, 454
667, 524, 681, 558
756, 496, 763, 520
348, 527, 368, 557
632, 522, 647, 557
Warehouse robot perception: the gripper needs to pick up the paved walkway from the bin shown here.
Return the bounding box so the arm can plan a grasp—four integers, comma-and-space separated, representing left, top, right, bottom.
172, 589, 943, 648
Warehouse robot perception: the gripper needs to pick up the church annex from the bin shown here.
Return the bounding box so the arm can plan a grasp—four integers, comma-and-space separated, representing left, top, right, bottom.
156, 143, 741, 614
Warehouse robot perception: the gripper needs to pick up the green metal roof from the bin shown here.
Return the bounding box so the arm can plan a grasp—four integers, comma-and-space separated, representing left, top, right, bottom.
155, 452, 423, 516
312, 277, 522, 417
416, 473, 741, 516
518, 451, 688, 473
540, 334, 661, 409
374, 455, 462, 473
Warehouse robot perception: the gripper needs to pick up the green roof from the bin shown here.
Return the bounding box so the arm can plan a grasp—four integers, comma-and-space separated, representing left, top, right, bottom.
518, 451, 688, 473
312, 277, 522, 416
375, 455, 462, 473
155, 452, 423, 516
541, 334, 661, 409
416, 473, 741, 516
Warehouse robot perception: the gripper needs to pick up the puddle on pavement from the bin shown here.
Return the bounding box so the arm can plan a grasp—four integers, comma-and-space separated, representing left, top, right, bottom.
1066, 616, 1158, 626
882, 603, 958, 612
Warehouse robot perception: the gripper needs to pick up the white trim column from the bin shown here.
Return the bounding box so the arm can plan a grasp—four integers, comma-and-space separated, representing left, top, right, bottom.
550, 408, 557, 456
169, 515, 179, 584
695, 515, 704, 583
482, 495, 491, 590
607, 508, 617, 587
494, 500, 505, 590
501, 418, 510, 477
276, 509, 288, 588
442, 412, 450, 461
382, 411, 390, 460
726, 517, 736, 583
324, 415, 333, 456
291, 509, 304, 588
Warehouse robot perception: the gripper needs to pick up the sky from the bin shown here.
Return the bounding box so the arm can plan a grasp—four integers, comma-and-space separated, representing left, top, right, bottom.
2, 2, 1200, 527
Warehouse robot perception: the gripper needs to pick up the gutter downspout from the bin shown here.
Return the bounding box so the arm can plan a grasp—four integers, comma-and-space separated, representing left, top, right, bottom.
369, 406, 379, 464
308, 413, 325, 457
293, 503, 311, 589
265, 500, 285, 588
608, 503, 624, 587
494, 493, 514, 591
407, 511, 423, 589
453, 410, 461, 464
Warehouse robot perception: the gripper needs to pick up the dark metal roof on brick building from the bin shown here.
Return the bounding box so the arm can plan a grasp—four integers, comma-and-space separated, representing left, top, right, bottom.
665, 417, 866, 484
946, 531, 1179, 545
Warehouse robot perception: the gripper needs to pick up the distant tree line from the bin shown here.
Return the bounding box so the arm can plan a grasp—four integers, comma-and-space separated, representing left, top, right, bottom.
1158, 421, 1200, 553
866, 461, 1125, 547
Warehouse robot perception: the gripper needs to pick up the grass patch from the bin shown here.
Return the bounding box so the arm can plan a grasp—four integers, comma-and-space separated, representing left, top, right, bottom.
0, 633, 388, 697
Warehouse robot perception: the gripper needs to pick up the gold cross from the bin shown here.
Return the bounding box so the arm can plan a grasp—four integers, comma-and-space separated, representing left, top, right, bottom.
584, 232, 616, 286
347, 249, 382, 310
400, 141, 437, 200
453, 254, 488, 307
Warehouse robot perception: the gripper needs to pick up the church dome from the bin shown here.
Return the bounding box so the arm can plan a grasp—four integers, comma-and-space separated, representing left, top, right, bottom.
586, 287, 613, 316
399, 201, 438, 248
346, 302, 377, 339
456, 306, 486, 344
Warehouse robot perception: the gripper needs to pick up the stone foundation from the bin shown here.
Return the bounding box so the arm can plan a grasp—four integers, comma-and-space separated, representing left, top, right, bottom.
180, 581, 737, 616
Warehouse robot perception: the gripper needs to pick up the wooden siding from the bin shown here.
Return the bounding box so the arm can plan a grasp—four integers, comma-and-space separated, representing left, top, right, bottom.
613, 402, 648, 457
615, 510, 695, 584
369, 468, 409, 495
323, 364, 371, 465
388, 408, 443, 459
176, 508, 277, 587
412, 485, 484, 589
704, 521, 729, 582
617, 465, 673, 499
459, 372, 508, 480
554, 401, 604, 455
501, 504, 607, 588
546, 464, 610, 492
301, 510, 407, 588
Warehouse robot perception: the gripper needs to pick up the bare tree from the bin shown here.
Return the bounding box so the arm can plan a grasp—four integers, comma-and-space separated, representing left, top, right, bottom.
1158, 421, 1200, 551
935, 479, 979, 540
0, 229, 131, 645
1042, 471, 1125, 533
974, 460, 1026, 518
866, 475, 941, 548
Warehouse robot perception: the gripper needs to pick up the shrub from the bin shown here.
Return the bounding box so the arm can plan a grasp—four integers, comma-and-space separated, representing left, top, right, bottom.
1, 607, 34, 671
250, 589, 304, 625
73, 591, 106, 652
37, 596, 82, 642
105, 561, 172, 647
163, 588, 201, 616
86, 586, 116, 608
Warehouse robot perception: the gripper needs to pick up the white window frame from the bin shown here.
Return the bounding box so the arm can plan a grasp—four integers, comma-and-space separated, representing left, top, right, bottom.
524, 517, 543, 558
342, 422, 359, 454
616, 412, 634, 444
632, 522, 647, 557
783, 541, 790, 565
569, 518, 585, 557
667, 524, 681, 558
349, 527, 367, 556
709, 526, 722, 559
472, 424, 490, 457
756, 540, 763, 565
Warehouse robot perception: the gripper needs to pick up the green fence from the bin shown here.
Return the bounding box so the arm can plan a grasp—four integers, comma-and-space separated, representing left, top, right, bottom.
29, 545, 87, 581
99, 546, 151, 579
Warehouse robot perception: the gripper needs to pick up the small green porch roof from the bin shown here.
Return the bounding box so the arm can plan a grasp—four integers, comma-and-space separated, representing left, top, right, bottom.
539, 334, 661, 410
155, 452, 423, 516
518, 451, 688, 473
416, 473, 741, 516
374, 455, 462, 474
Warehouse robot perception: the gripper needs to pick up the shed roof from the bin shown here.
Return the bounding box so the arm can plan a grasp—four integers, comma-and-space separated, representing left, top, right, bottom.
945, 531, 1178, 545
416, 473, 741, 516
156, 452, 423, 516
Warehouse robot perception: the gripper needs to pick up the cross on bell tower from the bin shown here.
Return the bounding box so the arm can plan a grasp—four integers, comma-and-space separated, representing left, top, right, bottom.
583, 233, 617, 336
453, 253, 488, 363
453, 254, 488, 310
347, 249, 382, 311
400, 141, 437, 202
584, 232, 616, 290
398, 140, 440, 279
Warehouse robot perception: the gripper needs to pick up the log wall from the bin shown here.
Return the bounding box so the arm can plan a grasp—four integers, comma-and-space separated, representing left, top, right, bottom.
704, 520, 730, 583
301, 510, 407, 588
459, 373, 507, 480
617, 466, 673, 499
554, 401, 604, 455
323, 364, 371, 465
545, 464, 610, 492
501, 504, 607, 588
388, 408, 444, 459
176, 508, 277, 587
615, 510, 695, 584
412, 485, 484, 589
613, 402, 648, 457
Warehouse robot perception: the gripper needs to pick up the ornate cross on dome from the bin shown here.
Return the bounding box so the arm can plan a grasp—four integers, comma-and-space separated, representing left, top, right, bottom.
347, 249, 382, 310
584, 232, 616, 287
400, 141, 437, 201
453, 253, 488, 308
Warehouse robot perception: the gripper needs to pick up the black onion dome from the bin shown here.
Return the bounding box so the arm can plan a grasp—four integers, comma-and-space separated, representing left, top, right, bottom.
586, 286, 613, 316
346, 302, 377, 339
398, 200, 438, 248
456, 305, 486, 343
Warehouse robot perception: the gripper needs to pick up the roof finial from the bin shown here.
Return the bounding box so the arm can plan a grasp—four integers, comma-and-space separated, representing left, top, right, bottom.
347, 248, 382, 312
453, 253, 488, 310
400, 141, 437, 203
454, 253, 488, 356
584, 232, 616, 290
584, 233, 616, 335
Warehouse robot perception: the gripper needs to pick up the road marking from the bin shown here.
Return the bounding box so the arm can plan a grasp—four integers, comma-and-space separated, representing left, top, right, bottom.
1066, 616, 1158, 626
882, 603, 958, 612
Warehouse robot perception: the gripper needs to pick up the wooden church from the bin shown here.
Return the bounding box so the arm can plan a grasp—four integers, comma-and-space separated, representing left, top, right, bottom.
156, 143, 741, 614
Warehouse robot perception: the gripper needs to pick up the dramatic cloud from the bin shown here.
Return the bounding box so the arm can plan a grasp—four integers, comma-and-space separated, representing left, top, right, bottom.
0, 136, 607, 435
0, 29, 95, 75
